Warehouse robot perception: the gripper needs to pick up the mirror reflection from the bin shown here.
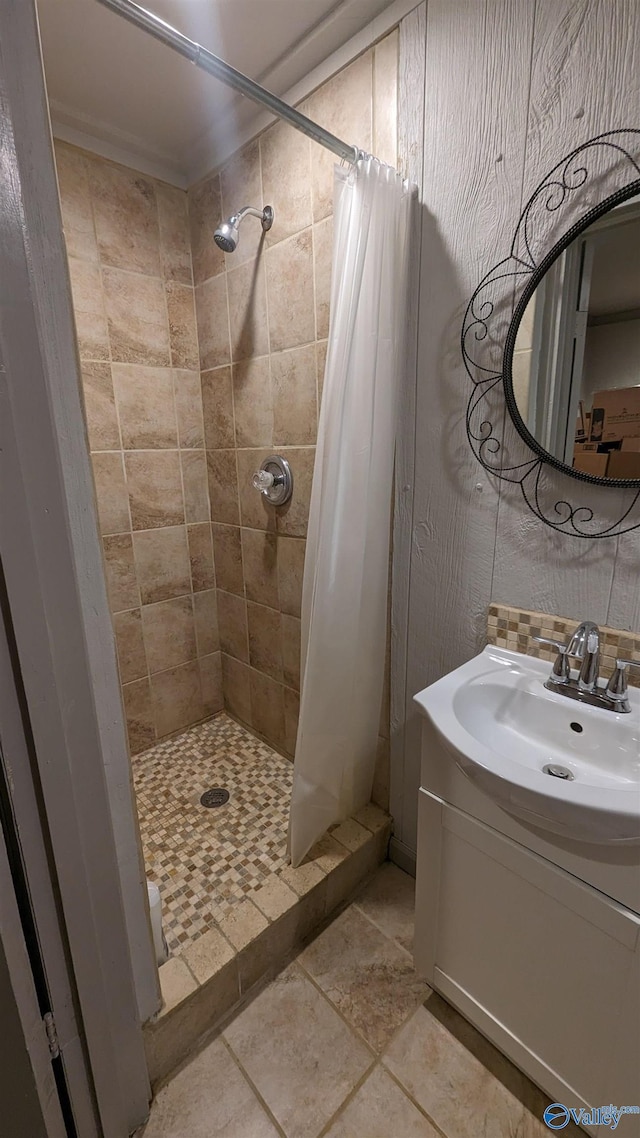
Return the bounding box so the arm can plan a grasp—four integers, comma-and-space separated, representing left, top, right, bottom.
512, 197, 640, 480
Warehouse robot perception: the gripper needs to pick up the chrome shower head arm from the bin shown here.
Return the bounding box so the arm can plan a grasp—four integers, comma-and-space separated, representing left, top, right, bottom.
234, 205, 274, 232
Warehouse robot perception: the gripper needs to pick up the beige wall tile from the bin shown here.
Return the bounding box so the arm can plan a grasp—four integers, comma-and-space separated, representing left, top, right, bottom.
166, 281, 199, 369
187, 523, 215, 592
313, 216, 333, 341
249, 668, 285, 752
181, 450, 210, 524
92, 451, 130, 535
233, 356, 273, 447
281, 613, 301, 691
88, 159, 161, 277
112, 363, 177, 449
271, 345, 317, 446
260, 120, 312, 246
373, 31, 399, 167
195, 275, 230, 370
212, 524, 244, 596
125, 450, 184, 529
54, 142, 98, 263
304, 52, 373, 223
133, 525, 191, 604
174, 369, 205, 449
113, 608, 147, 685
68, 258, 110, 360
248, 602, 283, 681
199, 651, 224, 714
193, 589, 219, 656
220, 141, 263, 266
227, 258, 269, 362
156, 182, 192, 285
241, 528, 278, 608
80, 361, 120, 451
284, 686, 300, 756
217, 590, 249, 662
103, 533, 140, 612
207, 449, 240, 526
102, 267, 171, 366
202, 366, 235, 449
236, 449, 277, 531
266, 229, 315, 353
142, 595, 197, 674
122, 676, 155, 753
316, 339, 328, 409
221, 653, 251, 723
188, 174, 225, 285
151, 659, 204, 737
276, 447, 315, 537
277, 536, 305, 617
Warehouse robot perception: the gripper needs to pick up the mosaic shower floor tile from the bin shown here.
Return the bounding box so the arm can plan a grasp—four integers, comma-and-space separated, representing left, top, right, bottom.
132, 713, 294, 953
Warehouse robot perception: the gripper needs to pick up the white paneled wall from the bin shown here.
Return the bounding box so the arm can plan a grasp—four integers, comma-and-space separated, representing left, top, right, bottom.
392, 0, 640, 858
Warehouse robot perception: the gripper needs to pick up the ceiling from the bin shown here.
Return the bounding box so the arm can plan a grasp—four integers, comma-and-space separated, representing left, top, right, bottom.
37, 0, 397, 186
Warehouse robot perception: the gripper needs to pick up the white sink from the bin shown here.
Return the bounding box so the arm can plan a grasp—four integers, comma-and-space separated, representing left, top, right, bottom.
414, 646, 640, 844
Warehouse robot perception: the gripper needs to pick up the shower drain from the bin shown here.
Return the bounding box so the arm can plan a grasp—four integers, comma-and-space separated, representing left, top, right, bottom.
200, 787, 230, 808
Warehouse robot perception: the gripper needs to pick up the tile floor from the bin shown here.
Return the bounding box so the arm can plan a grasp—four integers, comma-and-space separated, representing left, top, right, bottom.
132, 714, 294, 951
141, 863, 579, 1138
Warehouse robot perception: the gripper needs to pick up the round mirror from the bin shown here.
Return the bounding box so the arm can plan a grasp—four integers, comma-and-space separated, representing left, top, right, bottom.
505, 194, 640, 485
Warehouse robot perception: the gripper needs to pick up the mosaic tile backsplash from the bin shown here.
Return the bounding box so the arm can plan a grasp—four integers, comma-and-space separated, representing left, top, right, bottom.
488, 603, 640, 686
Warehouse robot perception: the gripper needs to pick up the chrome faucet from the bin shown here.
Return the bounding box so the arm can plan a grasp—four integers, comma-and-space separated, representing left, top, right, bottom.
534, 620, 637, 713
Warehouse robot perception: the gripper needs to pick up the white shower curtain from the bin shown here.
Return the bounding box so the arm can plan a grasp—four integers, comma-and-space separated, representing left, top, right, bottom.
288, 157, 413, 867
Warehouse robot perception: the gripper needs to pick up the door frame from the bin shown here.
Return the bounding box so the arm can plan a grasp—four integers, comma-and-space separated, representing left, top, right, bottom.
0, 0, 156, 1132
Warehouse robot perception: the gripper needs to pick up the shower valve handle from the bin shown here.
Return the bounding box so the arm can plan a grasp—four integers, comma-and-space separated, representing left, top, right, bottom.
252, 469, 277, 492
251, 456, 293, 507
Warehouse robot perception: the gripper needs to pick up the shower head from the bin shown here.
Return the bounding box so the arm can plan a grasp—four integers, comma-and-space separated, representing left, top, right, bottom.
214, 205, 274, 253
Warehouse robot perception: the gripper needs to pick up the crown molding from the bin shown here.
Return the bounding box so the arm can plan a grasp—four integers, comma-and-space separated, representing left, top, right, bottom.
49, 0, 421, 190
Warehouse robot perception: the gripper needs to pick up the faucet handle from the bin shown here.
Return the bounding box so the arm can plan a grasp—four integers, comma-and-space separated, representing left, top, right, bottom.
532, 636, 571, 684
605, 658, 640, 703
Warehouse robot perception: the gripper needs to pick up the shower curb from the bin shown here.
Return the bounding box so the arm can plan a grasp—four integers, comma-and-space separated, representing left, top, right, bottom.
143, 805, 392, 1088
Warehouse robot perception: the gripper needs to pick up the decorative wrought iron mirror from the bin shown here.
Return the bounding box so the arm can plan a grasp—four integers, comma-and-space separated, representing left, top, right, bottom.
462, 129, 640, 537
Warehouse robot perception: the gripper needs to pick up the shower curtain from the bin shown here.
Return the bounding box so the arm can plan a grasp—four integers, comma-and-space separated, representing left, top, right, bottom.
288, 157, 413, 867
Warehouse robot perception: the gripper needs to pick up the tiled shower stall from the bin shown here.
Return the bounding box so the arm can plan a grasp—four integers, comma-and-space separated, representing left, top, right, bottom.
54, 33, 398, 982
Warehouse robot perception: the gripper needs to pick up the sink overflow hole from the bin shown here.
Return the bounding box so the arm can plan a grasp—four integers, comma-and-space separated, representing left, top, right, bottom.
570, 722, 583, 733
542, 764, 574, 781
200, 787, 230, 808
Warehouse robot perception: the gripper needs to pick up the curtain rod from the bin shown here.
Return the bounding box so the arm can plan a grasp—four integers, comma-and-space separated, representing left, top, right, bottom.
94, 0, 359, 166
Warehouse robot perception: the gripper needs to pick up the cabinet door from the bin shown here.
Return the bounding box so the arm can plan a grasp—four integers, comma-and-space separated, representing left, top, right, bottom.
415, 790, 640, 1121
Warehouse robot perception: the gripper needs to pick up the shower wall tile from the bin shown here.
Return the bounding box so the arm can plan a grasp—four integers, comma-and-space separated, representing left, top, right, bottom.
212, 524, 244, 597
236, 449, 277, 532
373, 30, 399, 167
281, 614, 301, 692
219, 141, 264, 266
195, 275, 231, 370
88, 161, 161, 277
227, 258, 269, 362
125, 450, 185, 530
207, 449, 240, 526
241, 528, 279, 608
265, 229, 315, 353
56, 140, 214, 752
221, 653, 252, 724
277, 537, 306, 619
67, 258, 110, 360
202, 366, 235, 450
188, 174, 225, 285
81, 361, 121, 451
271, 345, 317, 446
260, 119, 313, 247
247, 601, 283, 682
233, 356, 273, 448
275, 447, 314, 538
166, 281, 199, 369
133, 526, 192, 606
156, 182, 193, 285
112, 364, 177, 449
217, 590, 249, 663
249, 669, 286, 753
313, 216, 333, 341
187, 523, 216, 592
102, 268, 171, 366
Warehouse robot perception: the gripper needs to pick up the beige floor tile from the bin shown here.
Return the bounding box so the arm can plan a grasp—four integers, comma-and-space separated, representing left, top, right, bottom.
329, 818, 371, 852
324, 1067, 439, 1138
142, 1036, 280, 1138
299, 906, 428, 1053
353, 861, 415, 953
224, 963, 371, 1138
157, 957, 197, 1015
384, 1000, 532, 1138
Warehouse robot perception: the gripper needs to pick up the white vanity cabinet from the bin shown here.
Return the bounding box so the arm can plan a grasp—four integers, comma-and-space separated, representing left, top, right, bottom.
415, 716, 640, 1134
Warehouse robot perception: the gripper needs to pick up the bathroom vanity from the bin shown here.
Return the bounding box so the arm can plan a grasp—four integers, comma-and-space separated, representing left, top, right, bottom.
414, 646, 640, 1133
